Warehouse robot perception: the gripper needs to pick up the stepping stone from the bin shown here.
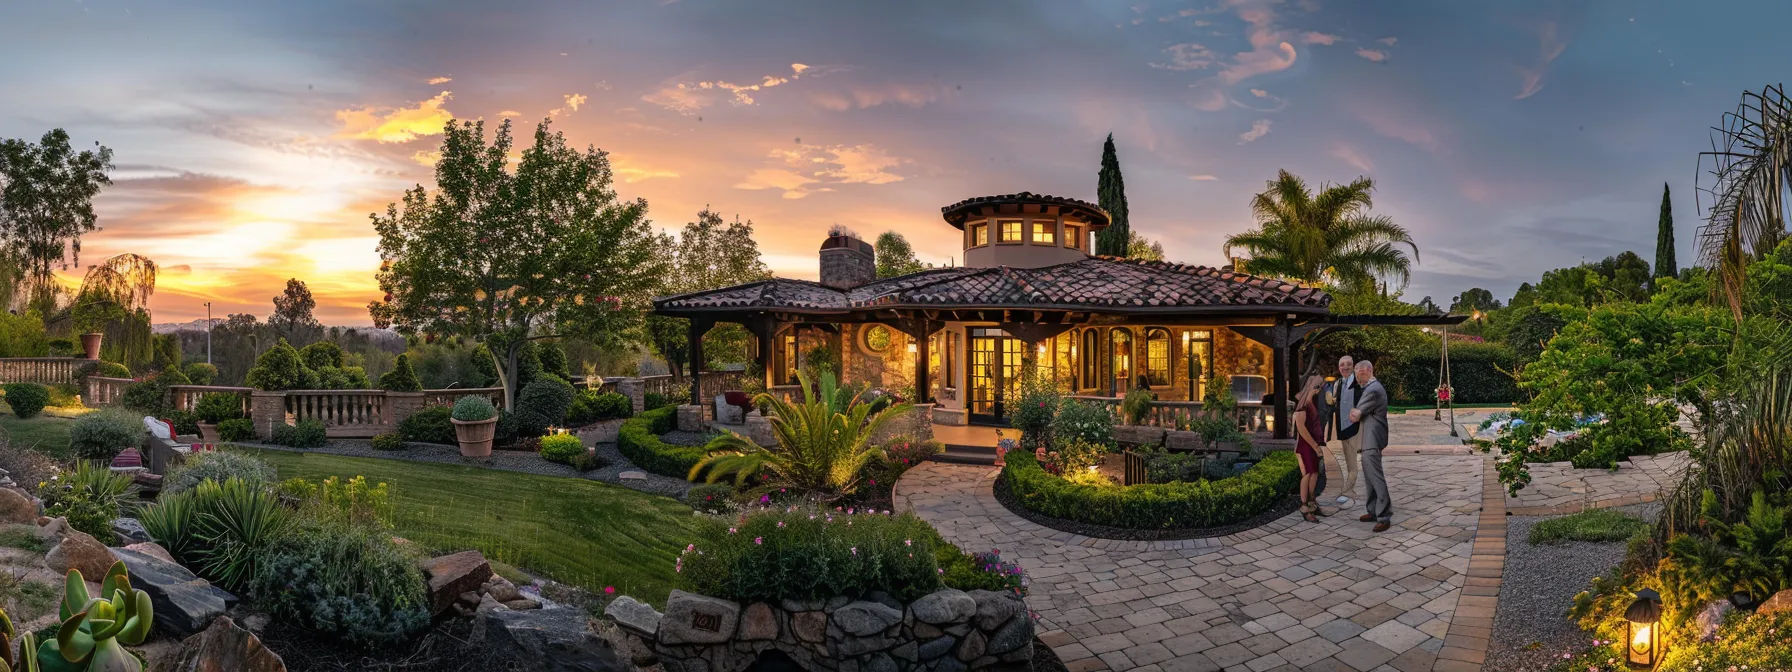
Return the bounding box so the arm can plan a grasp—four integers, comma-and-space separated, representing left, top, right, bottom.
619, 471, 648, 481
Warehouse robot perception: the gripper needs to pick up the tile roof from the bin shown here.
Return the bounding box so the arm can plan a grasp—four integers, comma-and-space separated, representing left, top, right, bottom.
656, 257, 1329, 314
939, 192, 1111, 228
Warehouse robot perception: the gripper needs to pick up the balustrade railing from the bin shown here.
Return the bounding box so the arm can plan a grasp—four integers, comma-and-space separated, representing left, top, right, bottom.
285, 390, 389, 438
85, 377, 133, 407
422, 387, 504, 408
0, 357, 85, 386
167, 385, 253, 415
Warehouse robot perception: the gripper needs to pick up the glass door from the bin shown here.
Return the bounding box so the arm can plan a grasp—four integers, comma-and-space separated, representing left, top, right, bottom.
968, 328, 1023, 424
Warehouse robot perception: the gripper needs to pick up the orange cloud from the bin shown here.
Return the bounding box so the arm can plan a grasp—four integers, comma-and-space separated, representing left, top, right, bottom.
1355, 48, 1388, 62
335, 91, 455, 143
427, 76, 453, 85
734, 144, 904, 199
643, 64, 825, 114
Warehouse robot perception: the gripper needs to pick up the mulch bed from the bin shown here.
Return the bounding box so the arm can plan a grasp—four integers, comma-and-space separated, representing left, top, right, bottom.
991, 476, 1302, 541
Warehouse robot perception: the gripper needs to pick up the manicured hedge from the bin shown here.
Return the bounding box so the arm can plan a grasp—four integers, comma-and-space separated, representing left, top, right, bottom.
1385, 341, 1521, 406
618, 405, 705, 478
1000, 450, 1300, 530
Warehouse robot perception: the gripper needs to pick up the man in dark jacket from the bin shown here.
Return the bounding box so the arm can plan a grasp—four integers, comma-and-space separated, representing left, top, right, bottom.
1325, 355, 1362, 505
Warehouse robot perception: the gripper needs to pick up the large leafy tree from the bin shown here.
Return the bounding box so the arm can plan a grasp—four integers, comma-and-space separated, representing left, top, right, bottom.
874, 231, 927, 278
1222, 170, 1419, 291
1654, 182, 1677, 291
1126, 230, 1165, 261
1449, 288, 1501, 313
369, 118, 664, 407
0, 129, 115, 308
646, 208, 771, 379
270, 278, 323, 346
1094, 134, 1131, 256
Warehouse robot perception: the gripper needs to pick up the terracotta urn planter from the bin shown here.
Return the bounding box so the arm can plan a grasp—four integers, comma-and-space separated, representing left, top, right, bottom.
451, 417, 498, 458
197, 422, 221, 443
79, 333, 103, 360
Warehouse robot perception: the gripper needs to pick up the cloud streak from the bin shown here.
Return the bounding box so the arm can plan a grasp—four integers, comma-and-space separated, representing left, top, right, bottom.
335, 91, 455, 143
1515, 22, 1568, 100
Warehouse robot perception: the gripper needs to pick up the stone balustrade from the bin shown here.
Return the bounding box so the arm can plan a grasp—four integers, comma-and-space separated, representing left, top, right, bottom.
606, 587, 1033, 672
0, 357, 86, 386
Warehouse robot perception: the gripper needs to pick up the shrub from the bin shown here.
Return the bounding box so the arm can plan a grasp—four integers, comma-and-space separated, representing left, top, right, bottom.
691, 371, 909, 499
677, 508, 946, 603
644, 391, 677, 411
194, 392, 245, 424
246, 340, 306, 391
539, 433, 586, 465
69, 407, 144, 461
371, 433, 406, 451
119, 374, 176, 416
141, 478, 293, 590
47, 383, 80, 408
513, 376, 576, 436
250, 521, 429, 648
935, 544, 1026, 595
271, 419, 329, 448
1529, 508, 1650, 545
37, 460, 133, 539
1119, 387, 1154, 425
399, 406, 455, 444
1010, 371, 1059, 450
298, 341, 345, 370
168, 409, 201, 437
1055, 400, 1114, 447
313, 365, 369, 390
495, 408, 519, 444
3, 382, 50, 418
282, 475, 396, 529
183, 362, 219, 385
537, 342, 570, 381
618, 406, 704, 478
568, 451, 607, 472
566, 390, 632, 425
450, 395, 497, 422
1000, 449, 1300, 530
687, 483, 737, 515
378, 354, 423, 392
165, 451, 276, 495
1039, 437, 1106, 476
47, 337, 77, 357
217, 418, 257, 442
1386, 341, 1521, 405
93, 361, 131, 378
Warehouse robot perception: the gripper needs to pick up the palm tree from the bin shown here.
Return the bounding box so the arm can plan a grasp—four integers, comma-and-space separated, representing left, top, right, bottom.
1222, 170, 1419, 292
1696, 85, 1792, 319
690, 369, 911, 500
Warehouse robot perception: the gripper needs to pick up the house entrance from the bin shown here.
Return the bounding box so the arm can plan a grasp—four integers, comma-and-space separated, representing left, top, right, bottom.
968, 328, 1024, 425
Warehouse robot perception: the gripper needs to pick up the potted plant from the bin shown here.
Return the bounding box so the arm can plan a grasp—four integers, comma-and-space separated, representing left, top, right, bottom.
193, 392, 243, 442
450, 395, 499, 458
1112, 387, 1166, 447
71, 295, 125, 360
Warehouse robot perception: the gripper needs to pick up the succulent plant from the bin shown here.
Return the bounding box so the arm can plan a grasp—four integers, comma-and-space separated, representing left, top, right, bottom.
29, 561, 153, 672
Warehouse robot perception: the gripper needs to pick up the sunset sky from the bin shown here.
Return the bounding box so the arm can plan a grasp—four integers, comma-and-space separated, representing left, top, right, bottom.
3, 0, 1787, 325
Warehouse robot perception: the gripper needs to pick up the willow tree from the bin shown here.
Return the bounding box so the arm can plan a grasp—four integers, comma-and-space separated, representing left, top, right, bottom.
369, 118, 665, 408
1222, 170, 1419, 291
1697, 85, 1792, 319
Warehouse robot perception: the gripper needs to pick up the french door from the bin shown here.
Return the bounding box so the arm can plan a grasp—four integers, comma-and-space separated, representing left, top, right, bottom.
968, 328, 1024, 424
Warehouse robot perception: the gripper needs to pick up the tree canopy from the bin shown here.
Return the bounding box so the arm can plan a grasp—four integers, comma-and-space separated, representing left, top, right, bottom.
0, 129, 114, 306
369, 118, 664, 406
271, 278, 323, 346
1449, 288, 1501, 314
1095, 134, 1131, 257
874, 231, 927, 278
1653, 182, 1676, 290
646, 208, 772, 377
1222, 170, 1418, 291
1125, 230, 1164, 261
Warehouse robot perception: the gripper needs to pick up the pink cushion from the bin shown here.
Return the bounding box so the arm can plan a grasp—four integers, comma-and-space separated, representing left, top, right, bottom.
111, 448, 143, 468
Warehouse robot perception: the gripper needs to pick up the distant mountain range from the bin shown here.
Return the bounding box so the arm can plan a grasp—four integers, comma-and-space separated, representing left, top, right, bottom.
152, 319, 396, 339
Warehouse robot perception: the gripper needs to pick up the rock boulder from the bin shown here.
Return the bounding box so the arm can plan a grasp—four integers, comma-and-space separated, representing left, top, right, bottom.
113, 547, 236, 637
1696, 599, 1734, 642
659, 590, 740, 645
833, 600, 903, 637
603, 595, 663, 637
112, 517, 151, 545
0, 487, 36, 524
908, 589, 976, 625
123, 541, 176, 564
166, 616, 287, 672
45, 528, 117, 580
423, 550, 493, 617
1759, 589, 1792, 617
475, 607, 627, 672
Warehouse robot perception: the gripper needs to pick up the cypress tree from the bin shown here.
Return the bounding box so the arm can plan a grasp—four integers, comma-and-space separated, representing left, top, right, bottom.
1653, 182, 1676, 290
1095, 134, 1131, 256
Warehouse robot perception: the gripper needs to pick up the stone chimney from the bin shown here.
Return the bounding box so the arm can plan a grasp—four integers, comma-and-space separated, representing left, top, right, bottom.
819, 232, 876, 290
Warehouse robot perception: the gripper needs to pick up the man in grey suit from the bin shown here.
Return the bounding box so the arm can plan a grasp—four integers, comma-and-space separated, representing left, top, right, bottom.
1348, 360, 1393, 532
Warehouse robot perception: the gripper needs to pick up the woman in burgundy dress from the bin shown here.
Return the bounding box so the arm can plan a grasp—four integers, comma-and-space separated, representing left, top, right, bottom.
1293, 374, 1329, 523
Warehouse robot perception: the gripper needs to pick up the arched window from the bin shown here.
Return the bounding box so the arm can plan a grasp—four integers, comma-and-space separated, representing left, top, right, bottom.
1080, 329, 1099, 388
1110, 328, 1133, 390
1145, 328, 1171, 386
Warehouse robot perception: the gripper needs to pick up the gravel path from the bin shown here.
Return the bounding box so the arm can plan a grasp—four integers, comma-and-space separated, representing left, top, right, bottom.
243, 438, 694, 498
1486, 503, 1659, 672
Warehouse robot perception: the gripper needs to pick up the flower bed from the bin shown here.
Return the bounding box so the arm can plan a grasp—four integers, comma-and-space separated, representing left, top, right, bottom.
998, 449, 1300, 531
618, 405, 707, 477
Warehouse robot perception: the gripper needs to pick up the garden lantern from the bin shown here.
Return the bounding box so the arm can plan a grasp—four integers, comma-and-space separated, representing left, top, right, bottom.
1625, 588, 1663, 669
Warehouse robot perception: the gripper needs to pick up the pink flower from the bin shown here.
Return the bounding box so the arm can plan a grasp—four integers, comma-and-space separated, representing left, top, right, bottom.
904, 539, 912, 547
755, 536, 763, 545
777, 521, 785, 528
728, 527, 737, 534
604, 586, 616, 594
851, 546, 858, 555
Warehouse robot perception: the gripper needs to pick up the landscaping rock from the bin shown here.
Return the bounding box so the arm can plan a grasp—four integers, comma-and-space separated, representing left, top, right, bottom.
918, 635, 955, 660
833, 600, 902, 637
485, 577, 523, 602
504, 597, 543, 610
791, 610, 827, 643
619, 470, 648, 481
1759, 589, 1792, 616
423, 550, 493, 616
604, 596, 663, 638
476, 606, 627, 672
982, 613, 1031, 656
967, 590, 1021, 631
113, 547, 235, 637
660, 590, 740, 645
0, 487, 36, 524
122, 541, 175, 563
112, 517, 150, 545
738, 603, 777, 640
478, 593, 510, 614
1697, 599, 1734, 642
166, 616, 287, 672
955, 630, 985, 662
34, 516, 68, 541
908, 589, 976, 625
45, 528, 118, 580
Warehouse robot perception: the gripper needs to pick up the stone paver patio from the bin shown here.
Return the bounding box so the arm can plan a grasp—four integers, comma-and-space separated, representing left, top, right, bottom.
1502, 452, 1688, 516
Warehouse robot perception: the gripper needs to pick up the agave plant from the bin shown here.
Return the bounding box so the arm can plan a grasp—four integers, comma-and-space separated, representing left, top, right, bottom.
690, 369, 911, 500
21, 562, 154, 672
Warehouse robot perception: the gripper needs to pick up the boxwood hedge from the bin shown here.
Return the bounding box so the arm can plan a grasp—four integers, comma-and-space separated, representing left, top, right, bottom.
999, 449, 1300, 530
617, 405, 706, 477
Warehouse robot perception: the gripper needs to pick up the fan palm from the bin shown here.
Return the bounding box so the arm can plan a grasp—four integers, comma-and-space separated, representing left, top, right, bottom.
1696, 84, 1792, 319
690, 369, 911, 500
1222, 170, 1419, 291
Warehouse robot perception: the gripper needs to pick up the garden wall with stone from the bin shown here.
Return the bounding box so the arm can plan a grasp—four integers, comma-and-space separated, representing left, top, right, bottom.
607, 587, 1032, 672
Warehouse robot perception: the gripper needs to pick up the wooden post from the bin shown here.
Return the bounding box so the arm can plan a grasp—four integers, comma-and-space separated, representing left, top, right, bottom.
915, 321, 932, 403
688, 319, 713, 406
1272, 319, 1291, 440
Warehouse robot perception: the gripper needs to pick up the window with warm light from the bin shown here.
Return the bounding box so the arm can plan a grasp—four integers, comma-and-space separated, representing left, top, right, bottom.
780, 331, 799, 385
1064, 224, 1083, 251
998, 220, 1022, 243
1111, 328, 1133, 389
1145, 328, 1171, 386
1080, 329, 1098, 389
1032, 221, 1055, 244
970, 222, 989, 247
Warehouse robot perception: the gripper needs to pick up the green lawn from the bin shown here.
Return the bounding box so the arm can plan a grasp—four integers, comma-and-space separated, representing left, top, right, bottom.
237, 448, 703, 606
1528, 508, 1650, 545
0, 410, 76, 459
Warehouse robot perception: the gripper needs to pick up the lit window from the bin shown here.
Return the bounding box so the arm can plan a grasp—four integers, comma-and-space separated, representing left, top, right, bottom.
1032, 221, 1055, 244
1064, 224, 1082, 250
999, 220, 1022, 243
1145, 329, 1171, 386
970, 223, 988, 247
1111, 329, 1133, 387
780, 331, 799, 385
1081, 329, 1098, 388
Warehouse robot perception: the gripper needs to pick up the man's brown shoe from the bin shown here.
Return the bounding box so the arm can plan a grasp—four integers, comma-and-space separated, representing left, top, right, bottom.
1373, 522, 1391, 533
1359, 514, 1376, 522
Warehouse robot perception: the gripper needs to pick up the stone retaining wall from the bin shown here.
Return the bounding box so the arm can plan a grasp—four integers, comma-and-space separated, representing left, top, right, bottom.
607, 587, 1032, 672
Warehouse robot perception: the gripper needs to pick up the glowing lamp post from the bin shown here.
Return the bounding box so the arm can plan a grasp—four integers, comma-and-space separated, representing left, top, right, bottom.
1625, 588, 1663, 669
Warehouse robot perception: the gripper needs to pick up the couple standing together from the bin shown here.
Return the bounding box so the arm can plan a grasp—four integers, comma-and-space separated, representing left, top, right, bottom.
1291, 356, 1394, 532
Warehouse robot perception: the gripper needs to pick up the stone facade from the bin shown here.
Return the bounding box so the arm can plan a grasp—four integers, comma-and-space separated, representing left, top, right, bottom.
819, 235, 877, 290
608, 588, 1032, 672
